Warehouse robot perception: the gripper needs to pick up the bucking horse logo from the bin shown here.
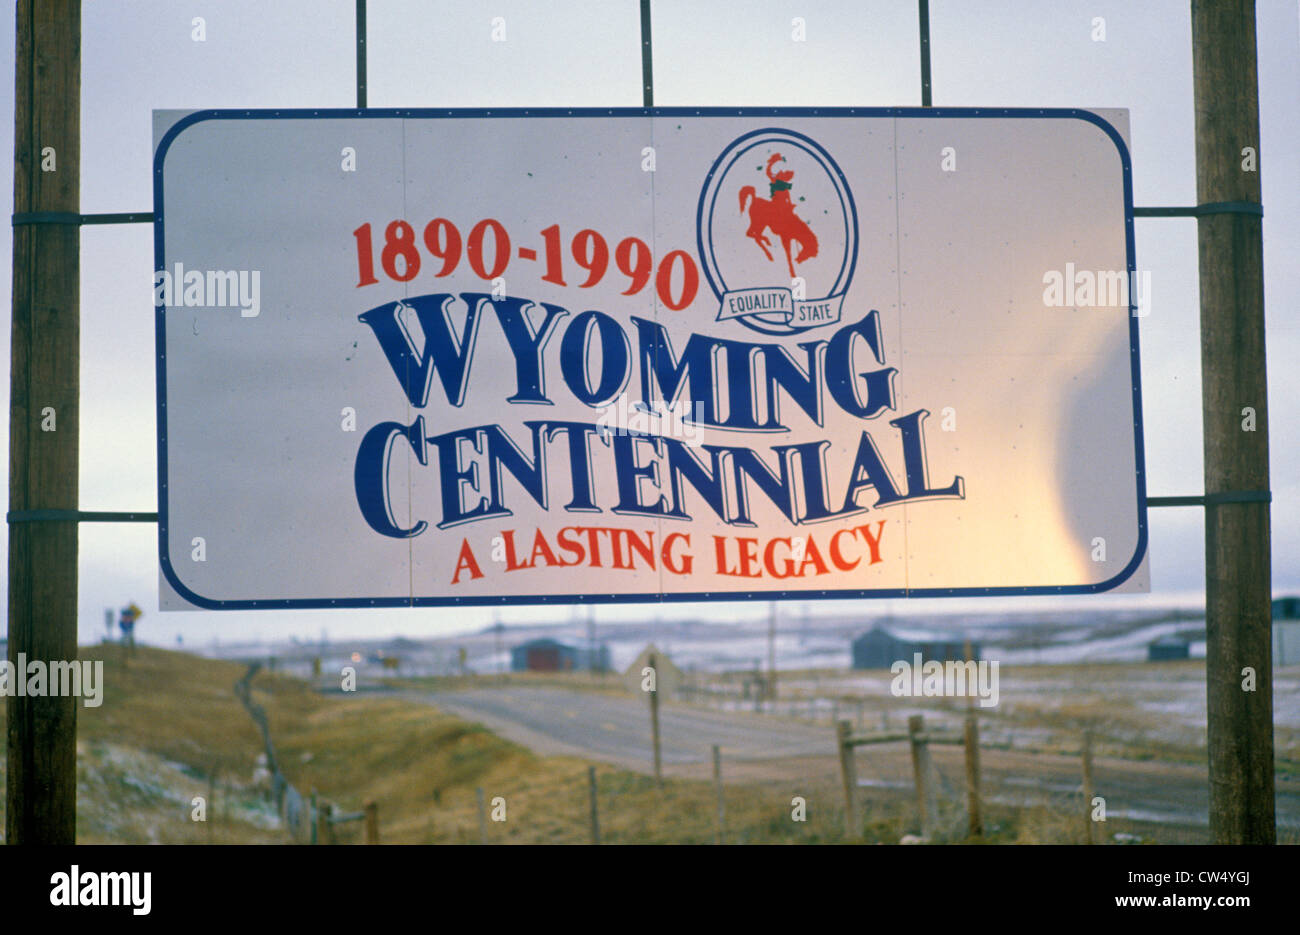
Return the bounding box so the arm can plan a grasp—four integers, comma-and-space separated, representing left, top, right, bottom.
739, 152, 819, 278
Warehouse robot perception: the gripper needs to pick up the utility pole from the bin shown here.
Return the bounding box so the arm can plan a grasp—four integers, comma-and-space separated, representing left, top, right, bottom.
648, 651, 662, 786
766, 601, 777, 701
1192, 0, 1273, 844
493, 613, 504, 682
7, 0, 82, 845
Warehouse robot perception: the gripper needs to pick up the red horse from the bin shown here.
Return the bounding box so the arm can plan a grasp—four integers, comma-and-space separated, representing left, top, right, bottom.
739, 152, 819, 278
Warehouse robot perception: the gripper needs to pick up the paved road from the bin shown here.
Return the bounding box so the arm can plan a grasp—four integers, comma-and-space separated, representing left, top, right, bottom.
407, 684, 1300, 838
416, 685, 832, 769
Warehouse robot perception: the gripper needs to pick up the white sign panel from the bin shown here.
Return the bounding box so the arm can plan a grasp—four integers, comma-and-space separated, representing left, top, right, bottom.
153, 107, 1148, 610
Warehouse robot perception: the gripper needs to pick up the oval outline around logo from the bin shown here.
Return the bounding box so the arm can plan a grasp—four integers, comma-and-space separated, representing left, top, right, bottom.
696, 127, 859, 336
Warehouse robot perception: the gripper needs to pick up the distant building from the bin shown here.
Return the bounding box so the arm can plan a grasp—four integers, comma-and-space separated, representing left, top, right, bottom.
1275, 620, 1300, 667
1273, 597, 1300, 620
1148, 635, 1191, 662
510, 637, 610, 673
851, 625, 978, 670
1245, 599, 1300, 665
623, 643, 684, 698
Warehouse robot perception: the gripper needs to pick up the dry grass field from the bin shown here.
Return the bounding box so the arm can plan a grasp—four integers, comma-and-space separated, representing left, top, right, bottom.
0, 644, 1293, 844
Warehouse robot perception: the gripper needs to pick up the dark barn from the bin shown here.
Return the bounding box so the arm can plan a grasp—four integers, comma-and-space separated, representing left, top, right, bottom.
510, 638, 610, 673
1148, 635, 1191, 661
851, 625, 979, 670
1273, 596, 1300, 620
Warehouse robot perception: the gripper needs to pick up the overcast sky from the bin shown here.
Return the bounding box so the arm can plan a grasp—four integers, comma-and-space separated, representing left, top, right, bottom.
0, 0, 1297, 646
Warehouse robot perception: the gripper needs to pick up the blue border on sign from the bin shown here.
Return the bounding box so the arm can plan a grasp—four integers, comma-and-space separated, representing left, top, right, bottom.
153, 106, 1147, 610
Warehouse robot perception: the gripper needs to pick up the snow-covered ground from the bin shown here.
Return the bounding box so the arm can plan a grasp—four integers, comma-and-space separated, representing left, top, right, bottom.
212, 607, 1216, 676
202, 608, 1298, 763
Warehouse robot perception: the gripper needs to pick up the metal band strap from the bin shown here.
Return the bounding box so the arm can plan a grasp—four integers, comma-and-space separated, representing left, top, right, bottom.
11, 211, 155, 226
918, 0, 932, 107
7, 510, 159, 523
1133, 201, 1263, 218
356, 0, 367, 109
1204, 490, 1271, 505
1148, 491, 1271, 508
639, 0, 654, 107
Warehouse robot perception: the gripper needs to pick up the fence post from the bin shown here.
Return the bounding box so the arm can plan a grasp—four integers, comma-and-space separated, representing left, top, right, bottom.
835, 720, 860, 839
712, 744, 725, 845
364, 800, 379, 845
476, 787, 489, 844
316, 801, 333, 845
208, 769, 217, 844
588, 766, 600, 845
964, 708, 982, 837
648, 652, 662, 787
1081, 729, 1096, 845
908, 714, 938, 839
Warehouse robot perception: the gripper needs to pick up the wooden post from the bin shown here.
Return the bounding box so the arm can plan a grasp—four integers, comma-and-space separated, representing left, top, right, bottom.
363, 801, 379, 844
1191, 0, 1274, 846
207, 769, 217, 844
767, 601, 778, 701
309, 790, 318, 845
476, 787, 489, 844
6, 0, 82, 847
587, 766, 600, 845
835, 720, 860, 839
712, 744, 725, 845
316, 801, 333, 845
1081, 729, 1096, 845
648, 652, 662, 787
964, 707, 982, 838
908, 714, 938, 839
962, 638, 982, 837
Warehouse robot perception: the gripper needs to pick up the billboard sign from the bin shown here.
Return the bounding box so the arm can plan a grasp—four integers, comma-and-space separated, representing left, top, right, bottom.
153, 107, 1147, 609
